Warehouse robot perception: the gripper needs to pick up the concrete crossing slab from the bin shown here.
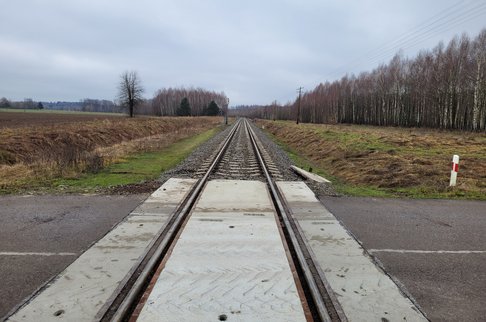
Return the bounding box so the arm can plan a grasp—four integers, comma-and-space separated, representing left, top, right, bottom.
136, 180, 307, 322
277, 181, 428, 322
7, 178, 196, 322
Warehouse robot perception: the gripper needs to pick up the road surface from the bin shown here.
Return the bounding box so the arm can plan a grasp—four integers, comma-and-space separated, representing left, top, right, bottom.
320, 196, 486, 322
0, 194, 147, 319
2, 193, 485, 321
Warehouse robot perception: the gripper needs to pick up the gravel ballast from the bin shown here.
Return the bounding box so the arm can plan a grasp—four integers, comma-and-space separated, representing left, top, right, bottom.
157, 119, 338, 196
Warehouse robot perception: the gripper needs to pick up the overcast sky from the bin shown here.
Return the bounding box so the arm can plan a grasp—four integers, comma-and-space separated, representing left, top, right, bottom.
1, 0, 485, 106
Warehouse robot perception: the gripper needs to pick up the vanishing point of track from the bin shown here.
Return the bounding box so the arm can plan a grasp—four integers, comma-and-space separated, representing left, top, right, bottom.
102, 118, 345, 322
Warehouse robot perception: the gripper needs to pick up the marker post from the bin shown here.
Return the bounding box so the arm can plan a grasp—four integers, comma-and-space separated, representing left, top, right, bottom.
450, 155, 459, 187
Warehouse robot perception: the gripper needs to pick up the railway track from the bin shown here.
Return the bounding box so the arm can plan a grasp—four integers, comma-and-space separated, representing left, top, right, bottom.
98, 118, 344, 322
6, 118, 429, 322
8, 118, 428, 322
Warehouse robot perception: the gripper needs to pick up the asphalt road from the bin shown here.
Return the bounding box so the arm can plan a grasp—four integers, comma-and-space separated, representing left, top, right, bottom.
1, 193, 485, 321
320, 196, 486, 322
0, 194, 147, 319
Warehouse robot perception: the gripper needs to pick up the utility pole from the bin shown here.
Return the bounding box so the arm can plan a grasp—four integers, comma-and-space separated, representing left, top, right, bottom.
224, 97, 229, 125
272, 100, 277, 121
296, 87, 303, 124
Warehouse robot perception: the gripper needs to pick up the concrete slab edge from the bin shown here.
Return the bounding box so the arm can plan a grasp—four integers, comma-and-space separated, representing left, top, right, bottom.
321, 199, 430, 321
5, 178, 197, 322
290, 165, 331, 183
317, 206, 429, 319
345, 227, 430, 320
289, 213, 349, 321
277, 181, 429, 321
1, 193, 149, 322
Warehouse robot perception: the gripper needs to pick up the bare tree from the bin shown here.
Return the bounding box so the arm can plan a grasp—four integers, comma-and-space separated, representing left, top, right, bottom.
117, 71, 144, 117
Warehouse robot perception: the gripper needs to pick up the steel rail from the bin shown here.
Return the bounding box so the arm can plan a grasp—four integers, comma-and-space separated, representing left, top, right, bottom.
244, 119, 344, 322
106, 117, 344, 321
104, 119, 242, 322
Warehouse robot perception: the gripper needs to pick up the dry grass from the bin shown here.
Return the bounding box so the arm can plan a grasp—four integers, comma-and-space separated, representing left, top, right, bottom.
259, 120, 486, 198
0, 116, 221, 189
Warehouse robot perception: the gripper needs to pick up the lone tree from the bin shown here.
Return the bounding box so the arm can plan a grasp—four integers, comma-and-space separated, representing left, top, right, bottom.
0, 97, 10, 108
177, 97, 191, 116
204, 100, 220, 116
117, 71, 144, 117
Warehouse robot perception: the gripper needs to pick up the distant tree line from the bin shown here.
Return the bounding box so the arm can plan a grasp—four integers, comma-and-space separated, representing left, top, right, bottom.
0, 98, 123, 113
80, 99, 122, 113
231, 101, 291, 120
42, 101, 82, 111
43, 99, 121, 113
3, 73, 228, 119
151, 87, 228, 116
1, 90, 226, 118
0, 98, 43, 110
235, 29, 486, 131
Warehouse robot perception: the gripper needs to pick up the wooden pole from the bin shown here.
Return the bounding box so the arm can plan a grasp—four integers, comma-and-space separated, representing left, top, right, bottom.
296, 87, 303, 124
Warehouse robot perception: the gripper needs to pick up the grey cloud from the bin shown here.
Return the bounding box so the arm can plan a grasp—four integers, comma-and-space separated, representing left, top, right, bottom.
0, 0, 484, 105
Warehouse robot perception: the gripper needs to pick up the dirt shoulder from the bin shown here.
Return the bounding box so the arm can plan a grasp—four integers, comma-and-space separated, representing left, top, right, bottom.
258, 120, 486, 199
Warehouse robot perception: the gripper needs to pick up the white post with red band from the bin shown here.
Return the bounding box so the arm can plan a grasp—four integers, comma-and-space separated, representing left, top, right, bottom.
450, 155, 460, 187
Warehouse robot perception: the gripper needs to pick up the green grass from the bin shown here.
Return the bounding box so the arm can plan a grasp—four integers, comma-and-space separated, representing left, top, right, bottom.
303, 125, 407, 157
272, 134, 391, 197
295, 121, 486, 159
264, 128, 486, 200
38, 127, 220, 193
388, 186, 486, 200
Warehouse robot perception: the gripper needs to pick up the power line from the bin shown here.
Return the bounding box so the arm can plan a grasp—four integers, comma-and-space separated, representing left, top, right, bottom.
361, 3, 486, 68
327, 0, 486, 79
356, 2, 478, 60
327, 0, 482, 77
331, 0, 465, 73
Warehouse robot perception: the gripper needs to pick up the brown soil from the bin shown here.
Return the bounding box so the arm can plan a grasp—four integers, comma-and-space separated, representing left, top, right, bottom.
0, 111, 121, 129
259, 120, 486, 196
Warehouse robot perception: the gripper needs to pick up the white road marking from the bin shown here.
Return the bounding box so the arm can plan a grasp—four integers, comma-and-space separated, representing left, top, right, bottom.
0, 251, 77, 256
368, 249, 486, 254
277, 181, 428, 322
7, 178, 198, 322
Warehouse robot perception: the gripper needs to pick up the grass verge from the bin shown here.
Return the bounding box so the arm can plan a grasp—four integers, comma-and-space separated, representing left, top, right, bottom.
2, 127, 221, 194
261, 121, 486, 200
265, 131, 393, 198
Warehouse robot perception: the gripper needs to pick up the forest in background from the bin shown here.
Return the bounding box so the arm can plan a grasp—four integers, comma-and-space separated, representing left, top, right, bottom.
148, 87, 228, 116
234, 29, 486, 131
1, 87, 228, 117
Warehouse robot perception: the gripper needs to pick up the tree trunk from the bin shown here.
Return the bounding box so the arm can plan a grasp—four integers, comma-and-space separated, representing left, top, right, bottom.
473, 59, 482, 130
